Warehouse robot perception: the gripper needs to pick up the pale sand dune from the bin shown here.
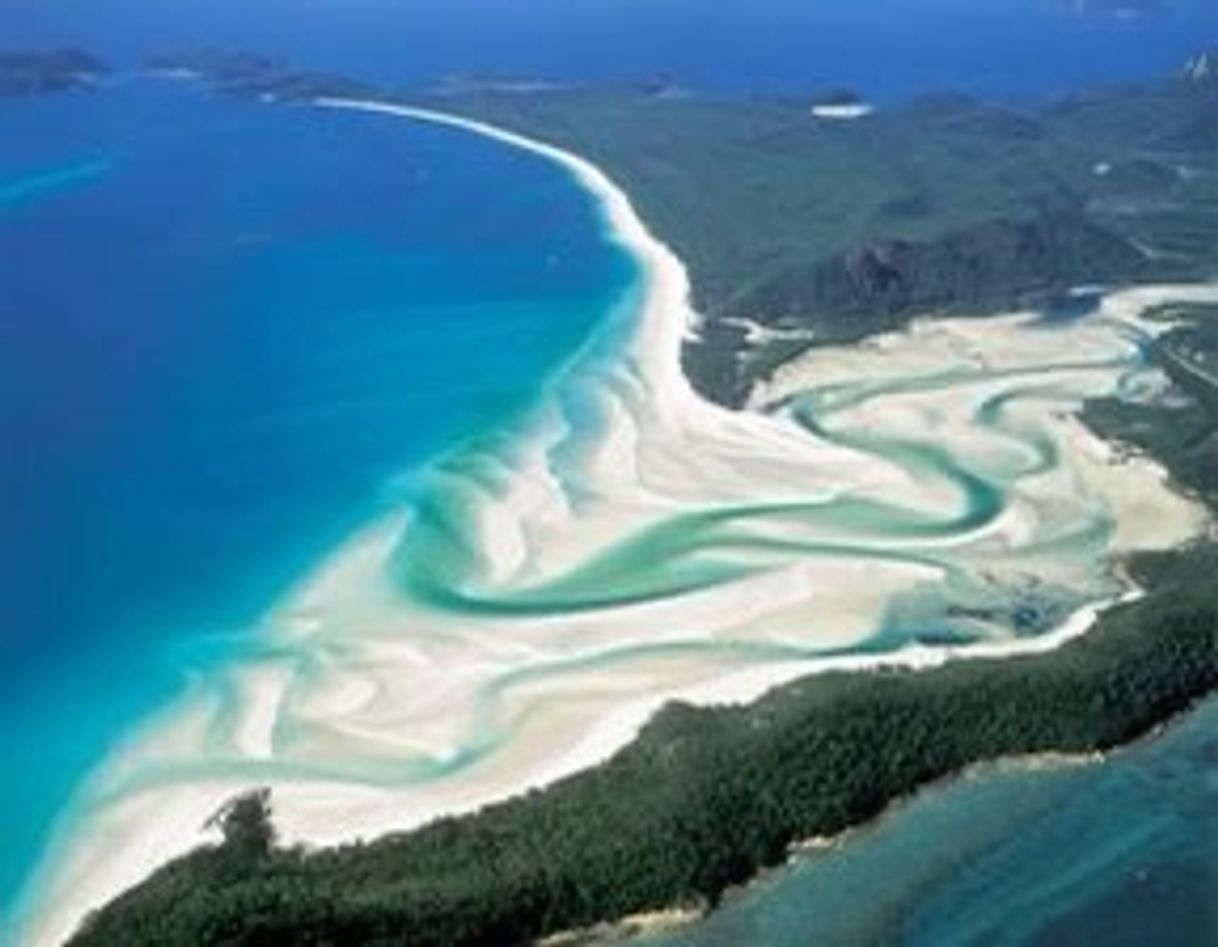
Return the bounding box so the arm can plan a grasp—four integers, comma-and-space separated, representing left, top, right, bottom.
18, 99, 1216, 946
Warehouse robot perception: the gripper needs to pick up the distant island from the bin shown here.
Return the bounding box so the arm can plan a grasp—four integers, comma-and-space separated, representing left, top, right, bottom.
58, 51, 1218, 947
146, 50, 376, 102
0, 48, 107, 98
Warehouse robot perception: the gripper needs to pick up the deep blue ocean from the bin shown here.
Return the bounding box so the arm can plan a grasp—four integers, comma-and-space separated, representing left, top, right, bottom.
2, 0, 1216, 941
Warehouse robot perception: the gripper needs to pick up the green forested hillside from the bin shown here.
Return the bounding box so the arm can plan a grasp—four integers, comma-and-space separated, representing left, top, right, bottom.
442, 77, 1218, 403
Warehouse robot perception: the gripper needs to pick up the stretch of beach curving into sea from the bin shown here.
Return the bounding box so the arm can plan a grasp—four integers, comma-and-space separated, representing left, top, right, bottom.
17, 99, 1218, 946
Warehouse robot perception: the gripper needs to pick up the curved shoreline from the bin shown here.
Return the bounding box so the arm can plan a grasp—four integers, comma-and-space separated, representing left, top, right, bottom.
313, 97, 705, 416
629, 719, 1168, 947
21, 98, 1217, 946
616, 688, 1218, 947
15, 92, 728, 947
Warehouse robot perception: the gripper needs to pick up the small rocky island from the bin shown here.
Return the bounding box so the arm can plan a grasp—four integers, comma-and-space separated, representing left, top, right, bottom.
0, 48, 106, 98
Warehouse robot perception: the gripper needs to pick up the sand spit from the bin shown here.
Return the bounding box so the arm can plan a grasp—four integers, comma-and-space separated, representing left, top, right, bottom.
16, 96, 1217, 946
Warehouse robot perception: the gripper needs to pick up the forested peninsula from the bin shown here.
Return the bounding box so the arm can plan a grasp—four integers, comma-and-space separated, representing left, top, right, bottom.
69, 526, 1218, 946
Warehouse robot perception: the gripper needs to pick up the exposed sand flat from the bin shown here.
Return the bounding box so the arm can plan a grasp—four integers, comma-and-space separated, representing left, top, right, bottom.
1063, 415, 1203, 551
18, 98, 1217, 946
753, 291, 1216, 562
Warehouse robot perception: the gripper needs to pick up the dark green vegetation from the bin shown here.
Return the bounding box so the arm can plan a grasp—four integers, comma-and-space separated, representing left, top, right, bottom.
1084, 304, 1218, 501
68, 329, 1218, 947
0, 48, 106, 98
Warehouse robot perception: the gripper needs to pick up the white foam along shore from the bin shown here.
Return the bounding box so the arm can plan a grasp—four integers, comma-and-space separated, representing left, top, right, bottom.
18, 99, 1217, 947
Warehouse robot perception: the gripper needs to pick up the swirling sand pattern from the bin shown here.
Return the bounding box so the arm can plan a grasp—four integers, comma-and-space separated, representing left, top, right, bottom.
17, 100, 1216, 946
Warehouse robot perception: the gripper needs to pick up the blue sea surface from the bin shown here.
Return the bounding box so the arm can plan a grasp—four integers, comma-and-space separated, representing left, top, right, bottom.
0, 76, 633, 924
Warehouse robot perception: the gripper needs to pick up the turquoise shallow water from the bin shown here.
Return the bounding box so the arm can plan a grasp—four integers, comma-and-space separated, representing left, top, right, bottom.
0, 78, 634, 924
